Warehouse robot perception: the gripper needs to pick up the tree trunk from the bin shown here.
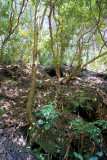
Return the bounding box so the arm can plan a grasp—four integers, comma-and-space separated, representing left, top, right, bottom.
64, 65, 80, 84
48, 0, 60, 79
26, 1, 40, 125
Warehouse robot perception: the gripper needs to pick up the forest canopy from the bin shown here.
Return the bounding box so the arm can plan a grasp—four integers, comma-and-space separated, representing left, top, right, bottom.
0, 0, 107, 72
0, 0, 107, 159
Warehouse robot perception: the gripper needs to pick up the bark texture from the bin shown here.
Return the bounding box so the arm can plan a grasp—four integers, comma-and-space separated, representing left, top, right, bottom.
26, 1, 40, 125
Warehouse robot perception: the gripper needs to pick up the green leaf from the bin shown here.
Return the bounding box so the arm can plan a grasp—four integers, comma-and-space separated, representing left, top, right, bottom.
85, 128, 92, 133
48, 104, 54, 109
79, 120, 84, 125
48, 114, 55, 120
46, 108, 52, 113
38, 119, 45, 125
74, 102, 79, 107
52, 121, 55, 126
74, 131, 79, 135
0, 108, 4, 117
88, 122, 94, 126
43, 111, 48, 117
31, 127, 35, 132
97, 152, 103, 157
70, 120, 80, 126
96, 139, 100, 144
74, 152, 83, 160
34, 109, 41, 116
44, 123, 51, 130
42, 109, 49, 116
36, 79, 42, 83
78, 127, 83, 131
42, 109, 47, 114
41, 105, 47, 109
89, 157, 98, 160
80, 104, 84, 108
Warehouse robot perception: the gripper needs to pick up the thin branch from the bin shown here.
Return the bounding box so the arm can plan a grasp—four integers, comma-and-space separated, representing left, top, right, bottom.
89, 0, 107, 47
40, 5, 48, 30
76, 51, 107, 78
1, 0, 28, 51
48, 0, 60, 78
77, 0, 101, 45
82, 51, 107, 69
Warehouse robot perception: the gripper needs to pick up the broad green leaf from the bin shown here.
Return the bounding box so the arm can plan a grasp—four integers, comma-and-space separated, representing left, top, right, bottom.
34, 109, 41, 116
78, 127, 83, 131
89, 157, 98, 160
80, 104, 84, 108
38, 119, 45, 125
74, 152, 83, 160
42, 109, 48, 115
44, 123, 51, 130
48, 105, 54, 109
46, 108, 52, 113
70, 120, 80, 126
79, 120, 84, 125
88, 122, 94, 126
41, 105, 47, 109
74, 102, 79, 107
48, 114, 55, 120
97, 152, 103, 157
85, 128, 92, 133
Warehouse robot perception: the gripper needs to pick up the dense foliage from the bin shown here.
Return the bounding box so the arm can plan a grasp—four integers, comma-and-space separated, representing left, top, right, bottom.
0, 0, 107, 70
0, 0, 107, 160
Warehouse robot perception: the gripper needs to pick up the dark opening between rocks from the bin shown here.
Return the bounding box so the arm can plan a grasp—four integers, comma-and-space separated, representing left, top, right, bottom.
44, 67, 63, 77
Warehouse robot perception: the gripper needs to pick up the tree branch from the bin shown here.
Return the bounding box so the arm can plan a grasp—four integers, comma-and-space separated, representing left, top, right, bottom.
1, 0, 28, 51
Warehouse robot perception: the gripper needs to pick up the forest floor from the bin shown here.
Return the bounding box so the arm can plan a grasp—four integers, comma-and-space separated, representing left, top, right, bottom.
0, 65, 107, 160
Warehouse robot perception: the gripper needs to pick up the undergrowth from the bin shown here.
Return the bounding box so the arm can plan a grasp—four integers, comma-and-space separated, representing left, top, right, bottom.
28, 95, 107, 160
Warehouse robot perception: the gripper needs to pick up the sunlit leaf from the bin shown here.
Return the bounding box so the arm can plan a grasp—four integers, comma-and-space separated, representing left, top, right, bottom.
79, 120, 84, 125
89, 157, 98, 160
44, 123, 51, 130
74, 152, 83, 160
48, 105, 54, 109
70, 120, 80, 126
38, 119, 45, 125
97, 152, 103, 157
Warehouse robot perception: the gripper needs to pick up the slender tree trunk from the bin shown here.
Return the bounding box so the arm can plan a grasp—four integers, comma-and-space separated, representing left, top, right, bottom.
64, 65, 80, 84
40, 5, 48, 30
86, 43, 89, 64
48, 0, 60, 79
26, 1, 40, 125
